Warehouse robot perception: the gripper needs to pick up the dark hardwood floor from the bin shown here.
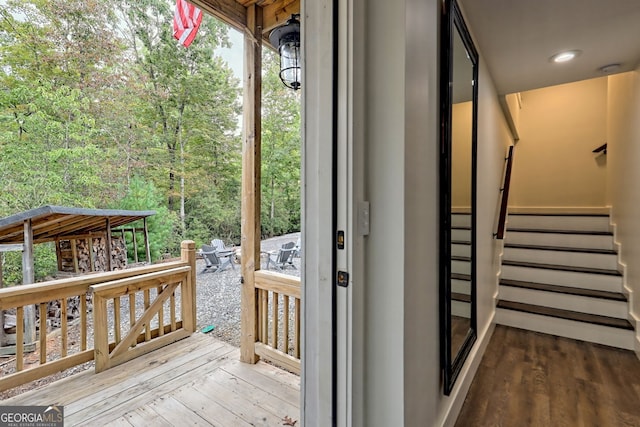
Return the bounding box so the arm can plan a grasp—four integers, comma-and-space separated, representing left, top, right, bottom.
455, 325, 640, 427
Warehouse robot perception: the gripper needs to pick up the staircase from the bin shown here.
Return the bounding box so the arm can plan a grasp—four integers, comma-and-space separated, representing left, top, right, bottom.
496, 213, 636, 350
452, 213, 471, 318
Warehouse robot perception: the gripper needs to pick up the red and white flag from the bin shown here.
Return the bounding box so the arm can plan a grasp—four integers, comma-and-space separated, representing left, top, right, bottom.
173, 0, 202, 48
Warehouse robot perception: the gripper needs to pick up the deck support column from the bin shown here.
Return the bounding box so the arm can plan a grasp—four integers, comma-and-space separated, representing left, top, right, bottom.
240, 4, 263, 364
105, 218, 112, 271
22, 220, 36, 345
143, 218, 151, 263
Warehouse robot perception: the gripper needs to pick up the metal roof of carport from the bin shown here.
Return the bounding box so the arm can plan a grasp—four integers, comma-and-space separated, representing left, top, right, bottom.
0, 206, 156, 245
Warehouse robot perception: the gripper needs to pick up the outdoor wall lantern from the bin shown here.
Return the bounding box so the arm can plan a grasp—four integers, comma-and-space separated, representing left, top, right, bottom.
269, 14, 301, 91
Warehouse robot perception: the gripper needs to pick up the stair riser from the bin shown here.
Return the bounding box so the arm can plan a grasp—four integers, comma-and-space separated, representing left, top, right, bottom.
503, 248, 618, 271
452, 279, 470, 295
452, 260, 471, 275
506, 232, 614, 250
452, 300, 471, 318
501, 265, 622, 293
452, 243, 471, 257
507, 215, 610, 232
499, 286, 629, 319
495, 308, 635, 350
452, 229, 471, 241
451, 214, 472, 228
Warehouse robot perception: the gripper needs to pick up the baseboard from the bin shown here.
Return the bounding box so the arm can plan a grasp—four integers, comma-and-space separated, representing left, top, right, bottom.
440, 314, 496, 427
508, 206, 610, 214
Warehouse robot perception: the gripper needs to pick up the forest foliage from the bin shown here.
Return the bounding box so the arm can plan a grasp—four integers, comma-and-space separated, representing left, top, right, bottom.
0, 0, 301, 283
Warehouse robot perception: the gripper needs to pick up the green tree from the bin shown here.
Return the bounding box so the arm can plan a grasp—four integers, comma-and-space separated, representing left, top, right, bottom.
116, 0, 241, 240
260, 51, 301, 237
114, 177, 175, 261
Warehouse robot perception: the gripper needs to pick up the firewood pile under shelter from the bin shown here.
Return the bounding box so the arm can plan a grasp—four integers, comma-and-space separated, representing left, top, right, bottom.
0, 205, 155, 351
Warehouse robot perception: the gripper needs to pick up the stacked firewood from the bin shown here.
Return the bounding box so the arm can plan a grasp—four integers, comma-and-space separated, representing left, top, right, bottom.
109, 237, 127, 270
36, 294, 92, 329
91, 236, 127, 271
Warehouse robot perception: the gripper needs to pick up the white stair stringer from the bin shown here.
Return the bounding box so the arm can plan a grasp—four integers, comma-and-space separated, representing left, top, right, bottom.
497, 211, 635, 351
495, 307, 635, 350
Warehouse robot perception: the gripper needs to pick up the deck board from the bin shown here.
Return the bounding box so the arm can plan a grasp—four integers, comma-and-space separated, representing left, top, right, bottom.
2, 334, 300, 427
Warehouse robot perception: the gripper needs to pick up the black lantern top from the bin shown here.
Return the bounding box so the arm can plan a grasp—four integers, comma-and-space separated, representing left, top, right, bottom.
269, 15, 301, 90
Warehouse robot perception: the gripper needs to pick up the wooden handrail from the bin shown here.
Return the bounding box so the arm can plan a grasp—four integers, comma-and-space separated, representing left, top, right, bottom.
495, 145, 514, 240
0, 241, 196, 391
592, 143, 607, 154
253, 270, 301, 374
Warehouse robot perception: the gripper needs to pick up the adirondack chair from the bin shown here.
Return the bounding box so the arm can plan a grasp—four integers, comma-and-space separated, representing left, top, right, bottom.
265, 241, 297, 271
200, 244, 234, 273
209, 239, 236, 270
293, 236, 302, 258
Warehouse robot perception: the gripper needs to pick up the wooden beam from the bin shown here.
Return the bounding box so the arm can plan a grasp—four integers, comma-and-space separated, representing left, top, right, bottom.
262, 0, 300, 35
71, 238, 79, 273
240, 4, 262, 365
105, 218, 112, 271
22, 219, 36, 345
143, 218, 151, 263
0, 244, 24, 252
132, 228, 139, 263
191, 0, 247, 32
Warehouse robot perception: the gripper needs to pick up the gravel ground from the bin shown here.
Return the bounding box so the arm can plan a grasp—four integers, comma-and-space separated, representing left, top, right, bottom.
0, 232, 301, 399
197, 232, 301, 347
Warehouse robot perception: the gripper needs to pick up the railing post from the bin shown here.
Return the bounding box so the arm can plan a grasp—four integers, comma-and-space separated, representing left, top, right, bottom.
181, 240, 197, 333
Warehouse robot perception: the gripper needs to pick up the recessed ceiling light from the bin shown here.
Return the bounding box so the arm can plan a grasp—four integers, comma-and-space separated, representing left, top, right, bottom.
599, 63, 621, 74
550, 50, 582, 63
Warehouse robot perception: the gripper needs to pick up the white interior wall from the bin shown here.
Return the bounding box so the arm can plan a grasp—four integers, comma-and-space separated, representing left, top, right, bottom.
606, 68, 640, 355
304, 0, 513, 425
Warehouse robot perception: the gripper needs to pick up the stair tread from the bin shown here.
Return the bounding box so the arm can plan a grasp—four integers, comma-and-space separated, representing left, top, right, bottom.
502, 260, 621, 276
497, 300, 634, 330
451, 273, 470, 281
452, 255, 471, 262
504, 243, 616, 255
452, 292, 471, 303
499, 279, 627, 301
508, 213, 609, 217
452, 240, 471, 245
507, 228, 612, 236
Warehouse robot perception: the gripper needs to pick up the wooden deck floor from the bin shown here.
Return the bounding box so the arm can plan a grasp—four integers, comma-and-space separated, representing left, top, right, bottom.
2, 334, 300, 426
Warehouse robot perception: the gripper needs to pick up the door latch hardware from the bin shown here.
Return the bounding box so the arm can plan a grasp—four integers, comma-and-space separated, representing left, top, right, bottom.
337, 271, 349, 287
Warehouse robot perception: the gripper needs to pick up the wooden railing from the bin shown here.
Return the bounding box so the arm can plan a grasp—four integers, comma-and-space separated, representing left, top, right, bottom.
495, 145, 515, 240
0, 241, 196, 392
254, 270, 301, 374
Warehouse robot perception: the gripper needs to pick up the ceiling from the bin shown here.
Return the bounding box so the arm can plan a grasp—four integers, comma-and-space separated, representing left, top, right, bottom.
459, 0, 640, 95
196, 0, 640, 95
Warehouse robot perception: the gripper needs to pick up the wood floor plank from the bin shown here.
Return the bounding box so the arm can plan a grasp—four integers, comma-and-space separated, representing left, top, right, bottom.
193, 372, 291, 426
67, 344, 237, 425
206, 367, 300, 420
149, 395, 213, 426
456, 325, 640, 427
171, 379, 253, 427
3, 334, 300, 427
221, 359, 300, 406
250, 360, 301, 389
121, 406, 172, 427
2, 334, 223, 407
100, 416, 134, 427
